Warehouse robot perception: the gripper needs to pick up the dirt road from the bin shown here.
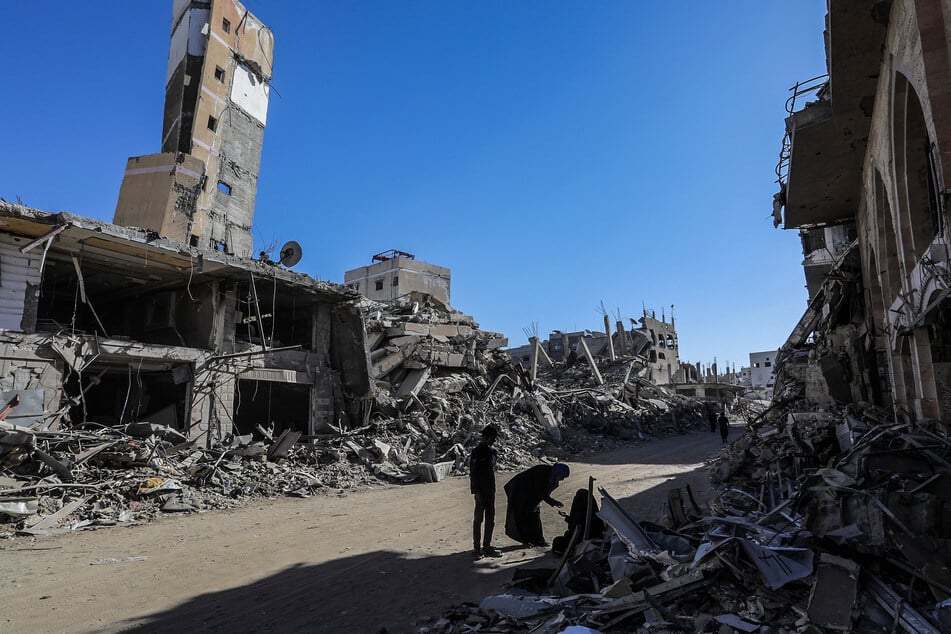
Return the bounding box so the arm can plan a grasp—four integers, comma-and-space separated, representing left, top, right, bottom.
0, 428, 726, 633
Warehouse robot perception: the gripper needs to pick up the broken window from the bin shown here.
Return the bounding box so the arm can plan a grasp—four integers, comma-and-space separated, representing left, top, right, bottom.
213, 240, 227, 251
392, 276, 399, 287
658, 352, 666, 360
217, 181, 231, 195
235, 279, 318, 349
375, 279, 384, 291
214, 66, 225, 82
207, 115, 218, 132
233, 379, 309, 438
801, 229, 827, 254
222, 18, 231, 33
64, 361, 192, 430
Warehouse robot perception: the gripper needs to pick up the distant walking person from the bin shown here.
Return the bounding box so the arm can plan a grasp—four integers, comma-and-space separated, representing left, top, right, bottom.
707, 408, 718, 433
470, 425, 500, 559
718, 412, 730, 444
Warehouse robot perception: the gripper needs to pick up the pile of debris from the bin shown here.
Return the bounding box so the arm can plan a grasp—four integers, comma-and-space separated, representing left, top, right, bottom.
357, 293, 711, 477
0, 294, 714, 539
420, 401, 951, 632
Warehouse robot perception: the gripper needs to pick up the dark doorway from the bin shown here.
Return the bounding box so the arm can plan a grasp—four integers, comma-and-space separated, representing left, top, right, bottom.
233, 379, 310, 437
65, 362, 191, 429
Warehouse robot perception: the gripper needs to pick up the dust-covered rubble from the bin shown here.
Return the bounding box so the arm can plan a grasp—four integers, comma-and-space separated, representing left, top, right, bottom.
0, 294, 716, 539
417, 381, 951, 632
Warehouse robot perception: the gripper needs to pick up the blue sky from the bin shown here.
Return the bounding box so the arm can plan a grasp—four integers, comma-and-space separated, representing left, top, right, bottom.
2, 1, 826, 370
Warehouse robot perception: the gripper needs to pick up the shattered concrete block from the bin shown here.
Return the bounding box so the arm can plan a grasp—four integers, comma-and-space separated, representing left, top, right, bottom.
806, 553, 859, 630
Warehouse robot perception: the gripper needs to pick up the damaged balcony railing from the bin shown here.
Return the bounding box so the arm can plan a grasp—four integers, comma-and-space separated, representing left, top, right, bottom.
775, 73, 830, 187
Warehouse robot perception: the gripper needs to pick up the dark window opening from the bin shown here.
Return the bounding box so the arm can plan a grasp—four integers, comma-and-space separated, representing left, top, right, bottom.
189, 235, 200, 247
222, 18, 231, 34
929, 301, 951, 363
207, 115, 218, 132
801, 228, 827, 254
35, 260, 214, 348
233, 380, 309, 439
235, 281, 315, 349
765, 361, 772, 367
375, 279, 384, 291
217, 181, 231, 195
927, 143, 944, 237
65, 362, 191, 430
392, 276, 399, 287
214, 66, 225, 82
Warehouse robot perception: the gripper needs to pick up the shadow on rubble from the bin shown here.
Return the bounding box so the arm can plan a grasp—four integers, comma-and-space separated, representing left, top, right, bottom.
569, 427, 728, 467
112, 547, 548, 634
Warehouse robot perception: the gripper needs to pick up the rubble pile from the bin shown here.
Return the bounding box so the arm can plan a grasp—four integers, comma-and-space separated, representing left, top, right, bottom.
0, 294, 714, 539
0, 423, 381, 538
360, 293, 710, 476
421, 398, 951, 631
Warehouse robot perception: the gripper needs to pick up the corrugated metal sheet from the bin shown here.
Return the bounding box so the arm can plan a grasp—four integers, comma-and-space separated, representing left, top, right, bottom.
0, 236, 42, 331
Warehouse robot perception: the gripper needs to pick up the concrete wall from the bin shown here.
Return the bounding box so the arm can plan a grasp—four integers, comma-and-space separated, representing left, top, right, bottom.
344, 258, 451, 305
0, 234, 43, 333
113, 153, 204, 243
749, 350, 777, 388
850, 0, 951, 421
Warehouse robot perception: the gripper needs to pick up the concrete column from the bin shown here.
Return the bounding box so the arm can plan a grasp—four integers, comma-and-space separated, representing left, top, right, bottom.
616, 320, 627, 355
578, 337, 604, 385
603, 314, 616, 361
529, 336, 540, 384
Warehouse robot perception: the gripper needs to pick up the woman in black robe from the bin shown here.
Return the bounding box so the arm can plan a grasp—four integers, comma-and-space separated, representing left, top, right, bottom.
503, 463, 569, 546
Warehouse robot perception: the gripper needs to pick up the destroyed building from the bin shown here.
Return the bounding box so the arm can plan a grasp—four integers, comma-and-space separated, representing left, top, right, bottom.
637, 309, 680, 384
777, 0, 951, 421
0, 1, 374, 443
115, 0, 273, 258
0, 201, 371, 440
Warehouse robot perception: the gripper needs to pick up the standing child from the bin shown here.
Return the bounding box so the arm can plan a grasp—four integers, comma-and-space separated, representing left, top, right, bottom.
470, 425, 500, 559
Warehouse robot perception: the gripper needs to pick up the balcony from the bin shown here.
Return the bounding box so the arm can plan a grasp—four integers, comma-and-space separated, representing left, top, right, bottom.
776, 0, 887, 229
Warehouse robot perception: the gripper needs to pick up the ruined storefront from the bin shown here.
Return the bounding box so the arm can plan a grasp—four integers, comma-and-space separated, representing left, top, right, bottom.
0, 202, 370, 444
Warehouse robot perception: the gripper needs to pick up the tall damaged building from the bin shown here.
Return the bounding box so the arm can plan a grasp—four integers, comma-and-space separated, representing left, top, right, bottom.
0, 2, 374, 443
776, 0, 951, 422
115, 0, 272, 257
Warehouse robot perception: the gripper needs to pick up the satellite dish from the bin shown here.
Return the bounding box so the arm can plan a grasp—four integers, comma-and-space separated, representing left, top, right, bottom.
279, 241, 303, 267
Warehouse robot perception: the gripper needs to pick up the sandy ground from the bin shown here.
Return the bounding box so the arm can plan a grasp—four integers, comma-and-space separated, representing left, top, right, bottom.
0, 428, 729, 633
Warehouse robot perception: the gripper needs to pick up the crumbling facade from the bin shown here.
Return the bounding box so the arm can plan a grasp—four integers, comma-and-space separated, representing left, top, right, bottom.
0, 202, 371, 442
0, 1, 377, 444
778, 0, 951, 424
344, 250, 452, 305
114, 0, 273, 257
637, 310, 680, 384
